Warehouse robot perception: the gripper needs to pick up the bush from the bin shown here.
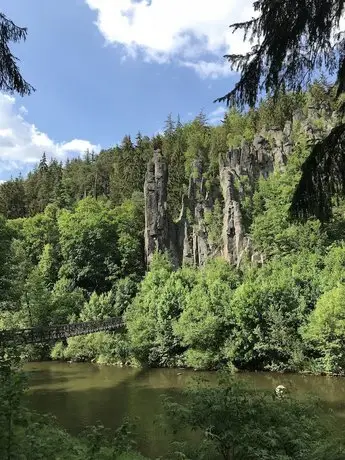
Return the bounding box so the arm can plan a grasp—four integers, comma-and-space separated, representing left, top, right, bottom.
81, 292, 114, 321
126, 253, 193, 366
175, 259, 239, 369
303, 285, 345, 374
226, 263, 309, 371
163, 376, 343, 460
51, 332, 132, 366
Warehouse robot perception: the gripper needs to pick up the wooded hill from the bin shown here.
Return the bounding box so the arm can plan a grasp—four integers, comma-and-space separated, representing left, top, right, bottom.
1, 81, 345, 373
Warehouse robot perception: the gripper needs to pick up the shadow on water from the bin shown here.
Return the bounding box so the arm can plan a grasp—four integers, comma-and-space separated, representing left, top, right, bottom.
24, 363, 345, 458
26, 370, 85, 387
25, 364, 198, 458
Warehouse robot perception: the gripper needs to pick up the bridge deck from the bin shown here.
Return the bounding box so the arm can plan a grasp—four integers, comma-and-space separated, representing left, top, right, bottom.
0, 318, 124, 345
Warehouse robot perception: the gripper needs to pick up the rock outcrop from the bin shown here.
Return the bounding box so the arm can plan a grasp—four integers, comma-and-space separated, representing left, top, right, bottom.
219, 123, 292, 266
144, 107, 334, 268
220, 153, 248, 267
179, 158, 220, 266
144, 149, 169, 265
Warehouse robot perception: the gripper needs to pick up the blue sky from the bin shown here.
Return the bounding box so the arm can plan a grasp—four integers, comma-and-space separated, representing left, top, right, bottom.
0, 0, 253, 180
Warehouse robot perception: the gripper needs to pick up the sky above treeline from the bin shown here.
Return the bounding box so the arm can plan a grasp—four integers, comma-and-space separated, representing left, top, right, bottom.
0, 0, 254, 181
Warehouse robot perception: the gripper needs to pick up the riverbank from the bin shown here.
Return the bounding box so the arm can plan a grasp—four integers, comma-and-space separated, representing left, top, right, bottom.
31, 350, 345, 379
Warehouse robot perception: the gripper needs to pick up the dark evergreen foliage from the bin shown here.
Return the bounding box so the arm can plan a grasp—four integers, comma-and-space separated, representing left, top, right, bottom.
0, 12, 34, 96
215, 0, 345, 220
0, 177, 27, 218
216, 0, 345, 108
291, 123, 345, 221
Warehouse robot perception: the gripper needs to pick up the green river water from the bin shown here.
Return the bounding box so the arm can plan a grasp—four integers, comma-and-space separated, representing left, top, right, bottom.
24, 362, 345, 458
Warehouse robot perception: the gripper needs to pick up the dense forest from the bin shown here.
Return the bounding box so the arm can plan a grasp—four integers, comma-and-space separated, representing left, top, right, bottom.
0, 81, 344, 376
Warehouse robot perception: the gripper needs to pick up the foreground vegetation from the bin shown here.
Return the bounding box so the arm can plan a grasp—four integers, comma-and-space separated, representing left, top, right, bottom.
1, 349, 345, 460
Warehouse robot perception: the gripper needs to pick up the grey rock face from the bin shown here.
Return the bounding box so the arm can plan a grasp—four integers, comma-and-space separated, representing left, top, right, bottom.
220, 161, 246, 266
144, 149, 169, 265
218, 125, 291, 266
144, 104, 333, 268
179, 158, 220, 267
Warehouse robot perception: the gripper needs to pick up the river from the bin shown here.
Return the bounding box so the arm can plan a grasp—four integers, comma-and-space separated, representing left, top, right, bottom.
24, 362, 345, 458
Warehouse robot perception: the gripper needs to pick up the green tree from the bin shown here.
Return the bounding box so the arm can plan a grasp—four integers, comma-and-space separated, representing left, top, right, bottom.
10, 203, 60, 266
115, 193, 145, 278
175, 259, 239, 370
223, 108, 255, 148
22, 267, 52, 326
58, 197, 120, 293
184, 113, 211, 177
0, 12, 34, 95
226, 261, 312, 371
47, 159, 64, 207
256, 92, 305, 131
50, 277, 85, 324
304, 285, 345, 374
0, 177, 27, 218
126, 253, 180, 366
81, 292, 114, 321
110, 135, 150, 205
0, 216, 16, 310
208, 125, 227, 176
24, 153, 62, 215
319, 244, 345, 292
37, 243, 60, 288
93, 149, 115, 198
163, 114, 187, 220
111, 275, 139, 318
0, 347, 27, 460
251, 135, 326, 258
4, 238, 32, 313
60, 155, 97, 207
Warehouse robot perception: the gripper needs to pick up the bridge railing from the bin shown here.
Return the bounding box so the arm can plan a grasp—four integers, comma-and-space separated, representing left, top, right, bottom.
0, 317, 125, 345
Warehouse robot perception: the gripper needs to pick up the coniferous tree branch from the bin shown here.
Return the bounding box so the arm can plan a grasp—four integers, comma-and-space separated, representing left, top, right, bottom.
0, 12, 35, 96
215, 0, 344, 107
215, 0, 345, 220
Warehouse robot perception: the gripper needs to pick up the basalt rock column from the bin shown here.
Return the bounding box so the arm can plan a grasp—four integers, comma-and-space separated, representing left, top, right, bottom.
220, 151, 247, 266
144, 149, 169, 265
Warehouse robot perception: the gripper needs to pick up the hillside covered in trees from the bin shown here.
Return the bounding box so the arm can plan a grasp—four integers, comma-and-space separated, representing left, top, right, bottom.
1, 81, 345, 374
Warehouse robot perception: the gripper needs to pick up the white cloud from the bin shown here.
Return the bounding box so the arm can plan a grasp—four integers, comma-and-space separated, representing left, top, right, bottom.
19, 105, 28, 115
0, 93, 100, 174
180, 60, 234, 79
85, 0, 255, 78
208, 106, 227, 125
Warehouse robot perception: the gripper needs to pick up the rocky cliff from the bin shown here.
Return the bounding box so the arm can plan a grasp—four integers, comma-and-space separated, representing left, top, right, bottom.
144, 106, 338, 268
144, 149, 169, 265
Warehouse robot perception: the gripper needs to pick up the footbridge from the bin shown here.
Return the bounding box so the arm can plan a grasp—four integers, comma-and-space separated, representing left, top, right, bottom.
0, 318, 125, 346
